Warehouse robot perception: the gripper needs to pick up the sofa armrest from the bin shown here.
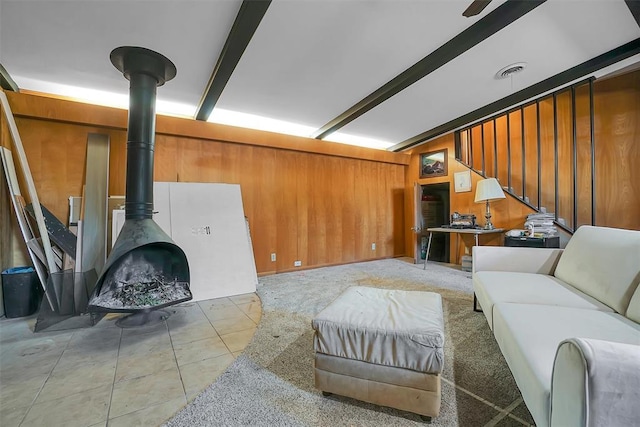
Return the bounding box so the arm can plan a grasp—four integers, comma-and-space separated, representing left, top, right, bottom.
550, 338, 640, 427
472, 246, 563, 275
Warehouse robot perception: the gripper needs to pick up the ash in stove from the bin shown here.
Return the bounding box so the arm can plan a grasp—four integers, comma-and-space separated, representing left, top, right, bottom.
90, 276, 191, 311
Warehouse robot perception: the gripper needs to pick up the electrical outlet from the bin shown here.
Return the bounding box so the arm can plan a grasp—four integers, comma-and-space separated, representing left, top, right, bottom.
371, 243, 376, 250
294, 260, 302, 267
271, 253, 276, 262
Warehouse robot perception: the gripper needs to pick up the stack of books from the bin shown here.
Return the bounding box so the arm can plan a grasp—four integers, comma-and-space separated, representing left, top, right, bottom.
524, 213, 558, 237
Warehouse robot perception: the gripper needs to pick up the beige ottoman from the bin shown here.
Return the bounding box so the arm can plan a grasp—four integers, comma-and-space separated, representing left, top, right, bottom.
312, 286, 444, 421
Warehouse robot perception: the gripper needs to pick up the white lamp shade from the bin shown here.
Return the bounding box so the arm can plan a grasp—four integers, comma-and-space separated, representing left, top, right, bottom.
475, 178, 506, 203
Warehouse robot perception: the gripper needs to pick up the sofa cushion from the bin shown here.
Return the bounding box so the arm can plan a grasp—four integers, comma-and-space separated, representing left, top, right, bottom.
554, 225, 640, 314
492, 303, 640, 427
473, 271, 613, 330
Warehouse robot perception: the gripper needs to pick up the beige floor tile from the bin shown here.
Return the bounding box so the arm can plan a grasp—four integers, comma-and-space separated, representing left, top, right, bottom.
107, 397, 186, 427
220, 327, 257, 352
0, 374, 47, 411
165, 308, 207, 326
0, 405, 29, 427
119, 329, 172, 358
173, 335, 230, 367
168, 320, 219, 346
115, 348, 178, 383
211, 314, 256, 336
120, 320, 169, 338
229, 292, 260, 305
180, 353, 235, 401
67, 326, 122, 347
0, 355, 58, 385
201, 304, 245, 322
197, 298, 235, 311
109, 366, 185, 419
235, 302, 262, 323
36, 359, 117, 404
20, 383, 111, 427
55, 346, 119, 371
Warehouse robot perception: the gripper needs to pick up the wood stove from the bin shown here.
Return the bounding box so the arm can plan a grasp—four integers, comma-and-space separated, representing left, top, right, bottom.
88, 46, 191, 313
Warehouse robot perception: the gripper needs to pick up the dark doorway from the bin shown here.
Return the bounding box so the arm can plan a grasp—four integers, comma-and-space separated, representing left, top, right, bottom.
420, 183, 450, 263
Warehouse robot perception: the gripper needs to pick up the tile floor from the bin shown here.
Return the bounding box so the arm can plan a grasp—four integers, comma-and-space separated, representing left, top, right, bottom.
0, 292, 261, 427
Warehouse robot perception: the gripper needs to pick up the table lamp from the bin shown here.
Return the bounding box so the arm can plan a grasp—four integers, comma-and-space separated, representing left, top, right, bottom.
474, 178, 506, 230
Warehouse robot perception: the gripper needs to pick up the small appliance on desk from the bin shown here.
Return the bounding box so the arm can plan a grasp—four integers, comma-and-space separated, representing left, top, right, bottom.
449, 212, 477, 229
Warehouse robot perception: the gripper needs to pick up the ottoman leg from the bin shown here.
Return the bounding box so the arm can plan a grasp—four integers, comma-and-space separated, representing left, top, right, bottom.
321, 391, 332, 397
420, 415, 432, 423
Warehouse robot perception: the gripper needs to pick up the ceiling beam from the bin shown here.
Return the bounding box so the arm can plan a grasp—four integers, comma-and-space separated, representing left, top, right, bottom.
195, 0, 271, 121
0, 63, 19, 92
625, 0, 640, 28
311, 0, 546, 140
390, 38, 640, 152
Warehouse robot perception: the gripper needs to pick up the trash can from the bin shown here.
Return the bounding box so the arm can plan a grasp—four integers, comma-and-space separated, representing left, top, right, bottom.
1, 267, 41, 318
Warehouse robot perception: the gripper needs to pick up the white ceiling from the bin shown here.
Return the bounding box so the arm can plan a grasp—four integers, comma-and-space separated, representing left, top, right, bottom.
1, 0, 638, 150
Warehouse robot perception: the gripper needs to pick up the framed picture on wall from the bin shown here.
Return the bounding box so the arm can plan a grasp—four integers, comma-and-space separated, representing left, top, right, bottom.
420, 149, 448, 179
454, 170, 472, 192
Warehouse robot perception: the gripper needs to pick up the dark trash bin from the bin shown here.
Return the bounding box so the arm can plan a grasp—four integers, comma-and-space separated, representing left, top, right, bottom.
2, 267, 41, 318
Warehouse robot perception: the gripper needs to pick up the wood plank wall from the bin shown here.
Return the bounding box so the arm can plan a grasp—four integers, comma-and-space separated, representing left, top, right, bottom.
405, 70, 640, 261
1, 91, 409, 274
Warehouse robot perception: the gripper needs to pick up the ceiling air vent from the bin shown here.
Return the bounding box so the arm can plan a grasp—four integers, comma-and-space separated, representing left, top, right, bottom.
496, 62, 527, 80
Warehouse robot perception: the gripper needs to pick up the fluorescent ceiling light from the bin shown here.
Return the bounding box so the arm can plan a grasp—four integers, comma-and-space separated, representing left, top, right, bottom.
208, 108, 316, 138
209, 108, 393, 150
13, 76, 196, 118
323, 132, 394, 150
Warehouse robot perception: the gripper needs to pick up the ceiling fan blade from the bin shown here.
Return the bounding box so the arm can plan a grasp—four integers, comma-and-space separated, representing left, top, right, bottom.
462, 0, 492, 17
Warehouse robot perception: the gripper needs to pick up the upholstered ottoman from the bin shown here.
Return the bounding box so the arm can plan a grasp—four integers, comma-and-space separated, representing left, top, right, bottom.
312, 286, 444, 421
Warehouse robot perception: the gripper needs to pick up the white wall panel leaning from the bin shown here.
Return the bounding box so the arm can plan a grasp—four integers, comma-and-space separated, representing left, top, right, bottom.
112, 182, 259, 301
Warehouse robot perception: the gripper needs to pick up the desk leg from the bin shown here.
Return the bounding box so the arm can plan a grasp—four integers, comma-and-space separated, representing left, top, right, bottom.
423, 232, 433, 270
475, 234, 479, 247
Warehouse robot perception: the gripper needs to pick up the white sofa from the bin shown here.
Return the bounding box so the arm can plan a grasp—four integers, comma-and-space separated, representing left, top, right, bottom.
473, 225, 640, 427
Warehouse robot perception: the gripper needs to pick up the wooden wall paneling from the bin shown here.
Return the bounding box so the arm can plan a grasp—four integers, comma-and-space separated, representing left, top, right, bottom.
575, 83, 593, 228
538, 97, 556, 214
340, 158, 357, 263
508, 110, 523, 198
327, 156, 346, 264
495, 116, 509, 187
107, 130, 127, 196
241, 145, 277, 274
275, 150, 299, 271
220, 142, 245, 185
392, 165, 405, 256
556, 90, 574, 230
153, 135, 179, 183
594, 71, 640, 230
471, 125, 483, 173
482, 121, 495, 178
354, 159, 373, 260
376, 161, 391, 257
306, 154, 328, 266
295, 153, 309, 269
523, 104, 539, 208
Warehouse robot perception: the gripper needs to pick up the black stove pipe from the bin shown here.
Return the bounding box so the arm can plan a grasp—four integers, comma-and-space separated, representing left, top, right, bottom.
110, 46, 176, 219
87, 47, 191, 313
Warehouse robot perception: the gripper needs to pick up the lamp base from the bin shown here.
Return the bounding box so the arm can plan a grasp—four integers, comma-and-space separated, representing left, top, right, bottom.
483, 201, 495, 230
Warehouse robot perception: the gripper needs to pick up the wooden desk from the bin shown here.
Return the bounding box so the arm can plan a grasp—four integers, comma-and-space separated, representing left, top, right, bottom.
423, 227, 504, 269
